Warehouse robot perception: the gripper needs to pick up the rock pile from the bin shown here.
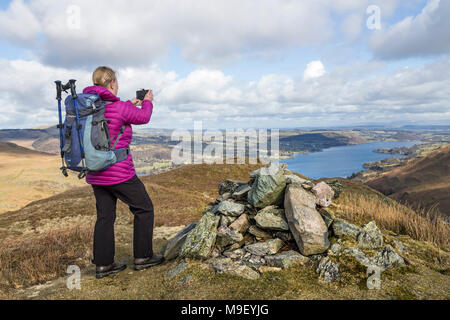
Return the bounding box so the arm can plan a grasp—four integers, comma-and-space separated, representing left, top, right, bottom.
163, 162, 406, 282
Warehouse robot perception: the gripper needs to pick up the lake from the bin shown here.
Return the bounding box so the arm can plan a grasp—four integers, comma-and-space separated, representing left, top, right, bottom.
280, 140, 421, 179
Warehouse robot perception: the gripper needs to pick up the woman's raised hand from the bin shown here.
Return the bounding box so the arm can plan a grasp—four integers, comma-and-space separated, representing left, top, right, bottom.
144, 89, 153, 102
131, 98, 142, 106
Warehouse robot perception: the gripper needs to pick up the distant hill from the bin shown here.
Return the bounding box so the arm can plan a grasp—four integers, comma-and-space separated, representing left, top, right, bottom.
0, 142, 52, 156
279, 132, 365, 153
366, 145, 450, 216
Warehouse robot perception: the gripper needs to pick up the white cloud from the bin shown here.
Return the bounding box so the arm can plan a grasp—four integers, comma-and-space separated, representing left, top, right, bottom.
303, 61, 326, 80
369, 0, 450, 59
0, 0, 335, 68
1, 58, 449, 129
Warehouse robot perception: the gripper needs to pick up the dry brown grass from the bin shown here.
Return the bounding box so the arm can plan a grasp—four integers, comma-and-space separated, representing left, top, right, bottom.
0, 224, 93, 290
332, 192, 449, 248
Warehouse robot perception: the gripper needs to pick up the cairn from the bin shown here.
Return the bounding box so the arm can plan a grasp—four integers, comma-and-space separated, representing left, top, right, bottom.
163, 163, 406, 282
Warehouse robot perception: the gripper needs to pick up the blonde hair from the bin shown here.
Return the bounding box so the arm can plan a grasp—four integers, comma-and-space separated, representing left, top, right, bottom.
92, 66, 117, 88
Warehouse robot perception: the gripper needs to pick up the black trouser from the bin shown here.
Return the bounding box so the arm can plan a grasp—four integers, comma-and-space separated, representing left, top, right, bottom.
91, 175, 154, 266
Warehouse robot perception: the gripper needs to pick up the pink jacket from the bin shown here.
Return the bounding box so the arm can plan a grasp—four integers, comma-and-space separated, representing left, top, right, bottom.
83, 85, 153, 185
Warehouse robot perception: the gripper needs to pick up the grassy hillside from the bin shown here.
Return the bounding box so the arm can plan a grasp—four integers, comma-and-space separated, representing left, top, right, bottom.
0, 162, 448, 300
0, 142, 85, 214
366, 145, 450, 217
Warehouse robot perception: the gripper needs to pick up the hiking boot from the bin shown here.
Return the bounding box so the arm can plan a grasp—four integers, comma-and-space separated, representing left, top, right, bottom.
96, 262, 127, 279
134, 254, 164, 270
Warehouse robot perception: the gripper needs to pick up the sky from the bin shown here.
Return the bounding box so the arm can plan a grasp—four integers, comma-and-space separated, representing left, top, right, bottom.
0, 0, 449, 129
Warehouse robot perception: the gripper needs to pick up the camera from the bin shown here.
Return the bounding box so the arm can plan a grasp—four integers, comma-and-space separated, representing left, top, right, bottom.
136, 89, 149, 101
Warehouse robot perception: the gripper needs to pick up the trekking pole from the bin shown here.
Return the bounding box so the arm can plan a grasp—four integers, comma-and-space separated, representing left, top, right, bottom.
63, 79, 87, 179
55, 80, 68, 177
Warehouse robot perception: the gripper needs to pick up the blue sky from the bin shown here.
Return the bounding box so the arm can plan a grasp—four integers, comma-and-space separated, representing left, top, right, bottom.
0, 0, 449, 129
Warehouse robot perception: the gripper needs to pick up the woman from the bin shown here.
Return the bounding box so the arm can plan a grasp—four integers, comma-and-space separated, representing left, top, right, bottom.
84, 66, 163, 279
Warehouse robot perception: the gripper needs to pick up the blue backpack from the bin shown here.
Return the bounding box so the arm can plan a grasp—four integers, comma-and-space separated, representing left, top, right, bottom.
55, 79, 129, 179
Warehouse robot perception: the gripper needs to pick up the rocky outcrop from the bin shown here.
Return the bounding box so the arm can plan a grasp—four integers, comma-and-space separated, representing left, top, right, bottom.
166, 162, 406, 284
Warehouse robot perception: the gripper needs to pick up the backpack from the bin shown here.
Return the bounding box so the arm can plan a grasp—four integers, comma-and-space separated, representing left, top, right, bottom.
55, 79, 129, 179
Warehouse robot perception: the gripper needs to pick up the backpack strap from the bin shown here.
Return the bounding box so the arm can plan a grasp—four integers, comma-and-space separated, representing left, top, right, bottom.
111, 124, 126, 150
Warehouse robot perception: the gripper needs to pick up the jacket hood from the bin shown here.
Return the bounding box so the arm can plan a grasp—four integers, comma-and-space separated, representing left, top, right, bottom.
83, 85, 120, 102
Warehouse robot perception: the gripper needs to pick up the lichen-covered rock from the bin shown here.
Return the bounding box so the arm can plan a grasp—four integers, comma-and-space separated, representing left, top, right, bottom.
254, 206, 289, 231
244, 238, 284, 256
216, 226, 244, 247
316, 256, 340, 283
264, 250, 309, 269
212, 258, 260, 280
248, 225, 273, 240
332, 218, 362, 239
285, 175, 307, 185
357, 221, 384, 249
180, 212, 220, 259
229, 213, 250, 233
216, 200, 245, 216
216, 192, 231, 203
219, 215, 237, 228
223, 248, 245, 260
284, 184, 330, 256
167, 262, 188, 278
325, 179, 344, 199
164, 222, 198, 260
247, 162, 287, 208
218, 180, 247, 195
232, 184, 251, 201
274, 231, 293, 242
312, 181, 335, 207
318, 208, 335, 228
374, 245, 405, 270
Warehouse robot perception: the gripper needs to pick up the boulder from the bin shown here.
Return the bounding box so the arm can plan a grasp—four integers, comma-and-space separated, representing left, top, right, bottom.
244, 238, 284, 256
248, 225, 273, 240
254, 206, 289, 231
164, 222, 198, 260
285, 175, 307, 185
264, 250, 309, 269
284, 184, 330, 256
216, 226, 244, 247
232, 184, 251, 201
216, 192, 231, 203
357, 221, 384, 249
248, 162, 287, 208
180, 212, 220, 259
312, 181, 335, 207
218, 180, 247, 195
223, 248, 245, 260
332, 218, 362, 239
316, 256, 340, 283
373, 245, 405, 270
216, 200, 245, 217
325, 179, 344, 199
212, 258, 260, 280
318, 208, 335, 228
219, 215, 237, 228
229, 213, 250, 233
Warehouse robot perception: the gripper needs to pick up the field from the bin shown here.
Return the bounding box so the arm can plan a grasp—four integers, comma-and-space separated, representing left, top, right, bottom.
0, 142, 85, 214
